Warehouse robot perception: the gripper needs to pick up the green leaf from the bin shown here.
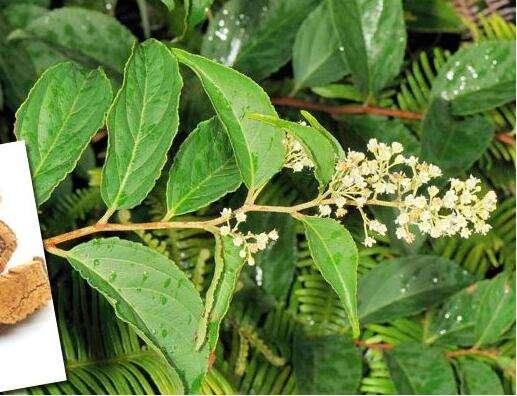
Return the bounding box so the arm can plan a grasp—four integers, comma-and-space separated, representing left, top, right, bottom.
187, 0, 214, 29
8, 7, 136, 76
250, 113, 339, 189
165, 117, 242, 218
15, 62, 112, 205
425, 283, 483, 346
172, 48, 285, 190
311, 83, 363, 101
358, 255, 473, 324
328, 0, 406, 97
158, 0, 174, 11
300, 110, 345, 158
385, 342, 457, 394
2, 4, 69, 77
431, 41, 516, 115
2, 3, 48, 29
293, 331, 362, 394
63, 238, 208, 393
474, 272, 515, 347
0, 18, 37, 110
426, 273, 515, 347
457, 358, 504, 395
102, 39, 182, 214
292, 2, 348, 92
168, 0, 213, 36
425, 282, 478, 346
197, 234, 245, 351
403, 0, 462, 33
200, 0, 318, 80
421, 99, 493, 177
301, 216, 359, 337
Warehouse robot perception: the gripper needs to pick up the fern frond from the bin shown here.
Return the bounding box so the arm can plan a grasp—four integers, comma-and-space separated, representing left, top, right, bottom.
216, 302, 296, 395
202, 368, 236, 395
358, 319, 422, 395
394, 48, 451, 114
467, 10, 516, 40
364, 318, 423, 345
54, 187, 102, 222
236, 354, 295, 395
160, 227, 215, 273
134, 229, 172, 258
238, 324, 287, 367
454, 0, 516, 24
292, 269, 349, 335
360, 346, 396, 395
192, 248, 213, 292
29, 271, 183, 395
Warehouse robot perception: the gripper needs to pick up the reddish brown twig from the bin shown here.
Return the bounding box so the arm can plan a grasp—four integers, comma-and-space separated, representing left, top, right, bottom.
272, 97, 424, 121
354, 340, 393, 350
495, 132, 515, 146
445, 347, 500, 359
272, 97, 516, 147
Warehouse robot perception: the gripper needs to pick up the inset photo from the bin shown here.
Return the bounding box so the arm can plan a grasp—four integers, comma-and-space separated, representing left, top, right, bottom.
0, 142, 66, 392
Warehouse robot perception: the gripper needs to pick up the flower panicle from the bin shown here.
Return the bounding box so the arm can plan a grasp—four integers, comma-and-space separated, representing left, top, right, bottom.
315, 139, 497, 247
283, 132, 314, 172
219, 208, 278, 266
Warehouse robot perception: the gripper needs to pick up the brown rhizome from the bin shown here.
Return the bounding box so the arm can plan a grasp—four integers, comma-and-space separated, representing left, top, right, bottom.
0, 220, 51, 325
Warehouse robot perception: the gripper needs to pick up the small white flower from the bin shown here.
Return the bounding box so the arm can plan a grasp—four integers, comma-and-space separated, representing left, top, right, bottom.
363, 237, 376, 247
235, 211, 247, 223
391, 142, 403, 154
319, 205, 332, 217
221, 208, 232, 217
335, 196, 347, 208
428, 164, 442, 178
367, 138, 379, 152
256, 233, 269, 250
292, 162, 304, 172
233, 235, 244, 246
368, 220, 387, 235
428, 186, 439, 197
220, 225, 231, 236
268, 229, 279, 240
336, 208, 348, 218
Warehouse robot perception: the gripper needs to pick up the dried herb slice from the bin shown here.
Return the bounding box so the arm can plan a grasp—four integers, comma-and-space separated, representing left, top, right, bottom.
0, 259, 51, 325
0, 220, 17, 273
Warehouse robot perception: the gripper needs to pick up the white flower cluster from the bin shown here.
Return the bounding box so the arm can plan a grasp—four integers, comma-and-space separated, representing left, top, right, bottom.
395, 176, 497, 243
283, 133, 314, 172
219, 208, 279, 266
318, 139, 497, 247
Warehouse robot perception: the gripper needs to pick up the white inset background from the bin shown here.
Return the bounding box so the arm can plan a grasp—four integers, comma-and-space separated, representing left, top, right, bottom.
0, 141, 66, 392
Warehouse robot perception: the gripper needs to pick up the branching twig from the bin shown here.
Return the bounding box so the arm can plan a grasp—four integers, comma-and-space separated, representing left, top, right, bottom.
495, 132, 516, 146
272, 98, 516, 146
445, 347, 500, 359
354, 340, 393, 350
43, 198, 398, 249
272, 97, 424, 120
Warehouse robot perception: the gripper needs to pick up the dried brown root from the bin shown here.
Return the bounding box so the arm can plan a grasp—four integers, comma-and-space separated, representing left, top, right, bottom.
0, 220, 17, 273
0, 259, 51, 325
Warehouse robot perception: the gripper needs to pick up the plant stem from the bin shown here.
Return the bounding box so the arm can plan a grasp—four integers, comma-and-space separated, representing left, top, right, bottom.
496, 132, 515, 146
272, 97, 424, 120
43, 198, 399, 249
136, 0, 151, 39
445, 347, 500, 359
273, 98, 516, 146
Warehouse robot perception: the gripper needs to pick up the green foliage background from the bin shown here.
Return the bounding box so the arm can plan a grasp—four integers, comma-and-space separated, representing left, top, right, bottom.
0, 0, 515, 394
